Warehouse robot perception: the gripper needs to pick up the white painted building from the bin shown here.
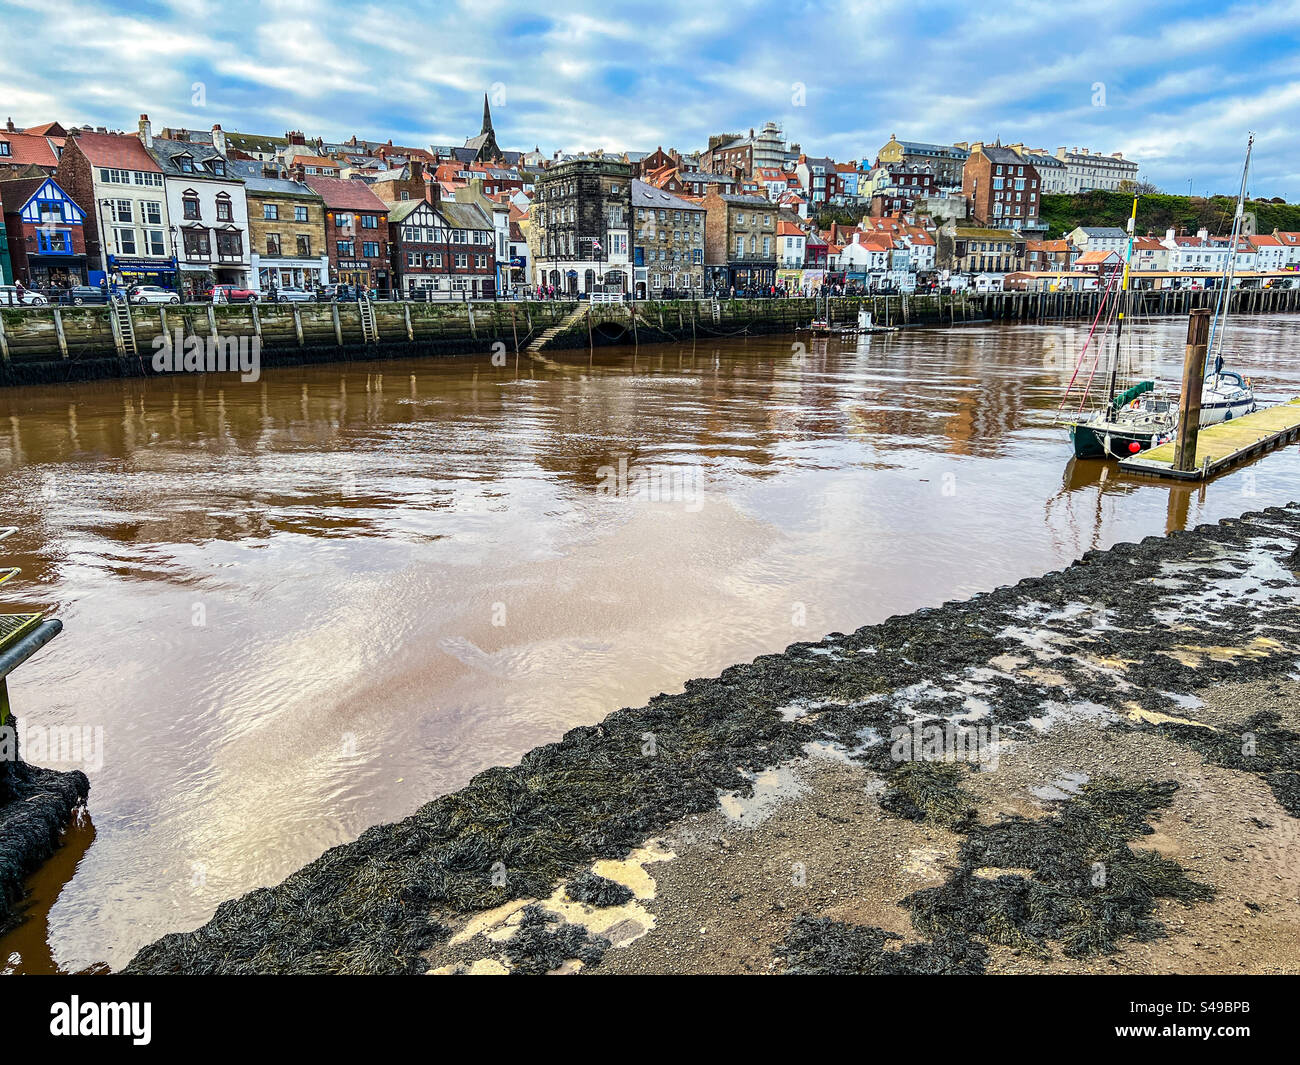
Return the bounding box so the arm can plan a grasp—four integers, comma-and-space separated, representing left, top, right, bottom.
1065, 226, 1129, 254
1248, 235, 1289, 272
777, 221, 805, 267
142, 117, 252, 292
1054, 147, 1139, 192
1275, 231, 1300, 268
1014, 146, 1069, 193
1161, 228, 1230, 272
1131, 237, 1169, 271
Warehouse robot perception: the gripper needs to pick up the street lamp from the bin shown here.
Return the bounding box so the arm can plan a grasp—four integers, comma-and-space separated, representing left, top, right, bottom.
95, 197, 115, 296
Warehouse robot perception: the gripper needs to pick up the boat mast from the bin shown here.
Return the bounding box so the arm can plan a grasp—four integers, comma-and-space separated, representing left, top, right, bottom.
1107, 195, 1139, 404
1208, 133, 1254, 365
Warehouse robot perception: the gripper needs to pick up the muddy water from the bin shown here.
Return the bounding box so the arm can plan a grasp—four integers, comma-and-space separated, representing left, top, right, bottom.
1, 314, 1298, 972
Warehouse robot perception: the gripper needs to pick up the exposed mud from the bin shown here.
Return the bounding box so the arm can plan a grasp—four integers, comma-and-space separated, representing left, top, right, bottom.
126, 504, 1300, 974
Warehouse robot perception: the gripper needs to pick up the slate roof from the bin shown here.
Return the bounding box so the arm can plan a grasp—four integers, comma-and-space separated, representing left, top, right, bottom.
150, 136, 243, 181
437, 201, 492, 230
225, 160, 323, 199
631, 179, 701, 212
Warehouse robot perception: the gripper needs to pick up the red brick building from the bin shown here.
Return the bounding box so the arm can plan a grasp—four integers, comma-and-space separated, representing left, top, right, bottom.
301, 173, 390, 291
962, 142, 1041, 230
0, 175, 89, 289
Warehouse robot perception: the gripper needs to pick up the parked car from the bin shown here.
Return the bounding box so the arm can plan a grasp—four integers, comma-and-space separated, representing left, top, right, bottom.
269, 287, 315, 303
128, 285, 181, 304
53, 285, 110, 305
0, 285, 48, 306
316, 284, 356, 302
208, 284, 261, 303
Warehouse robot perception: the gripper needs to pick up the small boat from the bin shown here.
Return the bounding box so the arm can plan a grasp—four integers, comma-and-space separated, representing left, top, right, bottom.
1069, 369, 1257, 459
1063, 136, 1257, 460
803, 308, 898, 337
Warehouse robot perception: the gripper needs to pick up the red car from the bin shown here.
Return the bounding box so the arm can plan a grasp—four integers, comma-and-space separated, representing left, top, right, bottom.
208, 284, 261, 303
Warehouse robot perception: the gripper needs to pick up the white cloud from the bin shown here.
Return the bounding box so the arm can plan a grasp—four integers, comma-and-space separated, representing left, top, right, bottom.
1, 0, 1297, 196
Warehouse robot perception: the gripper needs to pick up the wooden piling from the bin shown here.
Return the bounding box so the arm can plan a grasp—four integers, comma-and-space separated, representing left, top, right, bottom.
53, 308, 68, 359
1173, 309, 1211, 473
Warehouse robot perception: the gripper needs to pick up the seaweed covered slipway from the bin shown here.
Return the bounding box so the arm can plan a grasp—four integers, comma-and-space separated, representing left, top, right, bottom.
126, 505, 1300, 976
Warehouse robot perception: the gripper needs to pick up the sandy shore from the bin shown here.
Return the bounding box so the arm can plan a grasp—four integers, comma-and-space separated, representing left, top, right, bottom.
127, 504, 1300, 974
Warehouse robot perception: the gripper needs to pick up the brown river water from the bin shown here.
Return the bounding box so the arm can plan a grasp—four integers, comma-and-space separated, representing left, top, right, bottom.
1, 314, 1298, 973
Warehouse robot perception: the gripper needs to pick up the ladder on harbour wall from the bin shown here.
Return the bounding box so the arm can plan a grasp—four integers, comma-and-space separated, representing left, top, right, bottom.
109, 296, 137, 356
358, 296, 379, 344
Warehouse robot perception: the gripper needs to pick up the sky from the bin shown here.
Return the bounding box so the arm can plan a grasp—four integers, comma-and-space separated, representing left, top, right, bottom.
2, 0, 1298, 198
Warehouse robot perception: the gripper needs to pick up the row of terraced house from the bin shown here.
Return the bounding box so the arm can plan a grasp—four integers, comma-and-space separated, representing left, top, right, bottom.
0, 114, 510, 299
4, 105, 1291, 301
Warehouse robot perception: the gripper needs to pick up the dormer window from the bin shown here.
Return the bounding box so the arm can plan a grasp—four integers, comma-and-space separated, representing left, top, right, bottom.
177, 154, 194, 173
210, 159, 225, 176
0, 142, 10, 157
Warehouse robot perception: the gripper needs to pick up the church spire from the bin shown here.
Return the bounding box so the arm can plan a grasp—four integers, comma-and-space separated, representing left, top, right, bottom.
482, 93, 493, 135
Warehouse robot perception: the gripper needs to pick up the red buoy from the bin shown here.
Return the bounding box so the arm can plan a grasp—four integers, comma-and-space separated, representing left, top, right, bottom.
1128, 441, 1141, 453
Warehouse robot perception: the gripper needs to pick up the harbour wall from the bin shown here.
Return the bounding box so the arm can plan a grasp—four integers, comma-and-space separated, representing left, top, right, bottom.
1, 286, 1298, 387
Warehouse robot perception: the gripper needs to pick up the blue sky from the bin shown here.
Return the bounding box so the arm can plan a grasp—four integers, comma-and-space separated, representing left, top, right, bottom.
2, 0, 1298, 197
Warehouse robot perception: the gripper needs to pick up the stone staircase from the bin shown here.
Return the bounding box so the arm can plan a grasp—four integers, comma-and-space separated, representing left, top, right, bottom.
527, 305, 588, 353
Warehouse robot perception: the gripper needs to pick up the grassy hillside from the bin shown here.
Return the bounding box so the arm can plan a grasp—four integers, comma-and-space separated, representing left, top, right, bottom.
1040, 191, 1300, 240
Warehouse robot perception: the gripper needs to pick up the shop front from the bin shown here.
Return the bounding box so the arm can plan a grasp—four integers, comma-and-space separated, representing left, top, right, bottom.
725, 262, 776, 292
332, 258, 390, 294
27, 253, 88, 291
334, 258, 371, 290
107, 255, 178, 292
253, 254, 329, 293
775, 268, 803, 294
180, 266, 214, 302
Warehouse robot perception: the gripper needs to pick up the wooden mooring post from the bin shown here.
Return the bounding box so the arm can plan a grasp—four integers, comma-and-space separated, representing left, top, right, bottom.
1173, 308, 1211, 473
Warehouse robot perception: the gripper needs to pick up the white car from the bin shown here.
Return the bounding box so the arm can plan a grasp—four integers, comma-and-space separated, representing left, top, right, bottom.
0, 285, 48, 306
128, 285, 180, 304
270, 287, 315, 303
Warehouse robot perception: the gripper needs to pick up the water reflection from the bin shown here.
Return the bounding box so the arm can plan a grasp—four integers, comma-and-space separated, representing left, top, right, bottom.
0, 314, 1297, 971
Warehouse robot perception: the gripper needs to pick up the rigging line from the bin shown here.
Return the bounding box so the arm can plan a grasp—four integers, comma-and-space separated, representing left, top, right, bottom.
1208, 132, 1253, 364
1055, 262, 1121, 417
1079, 277, 1126, 414
1071, 263, 1125, 415
1106, 195, 1140, 403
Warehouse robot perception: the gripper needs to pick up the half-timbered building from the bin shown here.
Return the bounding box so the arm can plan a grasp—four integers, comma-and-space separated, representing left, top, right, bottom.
0, 175, 88, 290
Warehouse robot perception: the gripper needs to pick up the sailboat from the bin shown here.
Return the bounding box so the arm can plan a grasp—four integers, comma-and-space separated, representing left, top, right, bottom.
1065, 137, 1258, 459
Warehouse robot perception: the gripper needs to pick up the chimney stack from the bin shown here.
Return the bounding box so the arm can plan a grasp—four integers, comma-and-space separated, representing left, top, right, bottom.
138, 113, 152, 148
211, 123, 227, 157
